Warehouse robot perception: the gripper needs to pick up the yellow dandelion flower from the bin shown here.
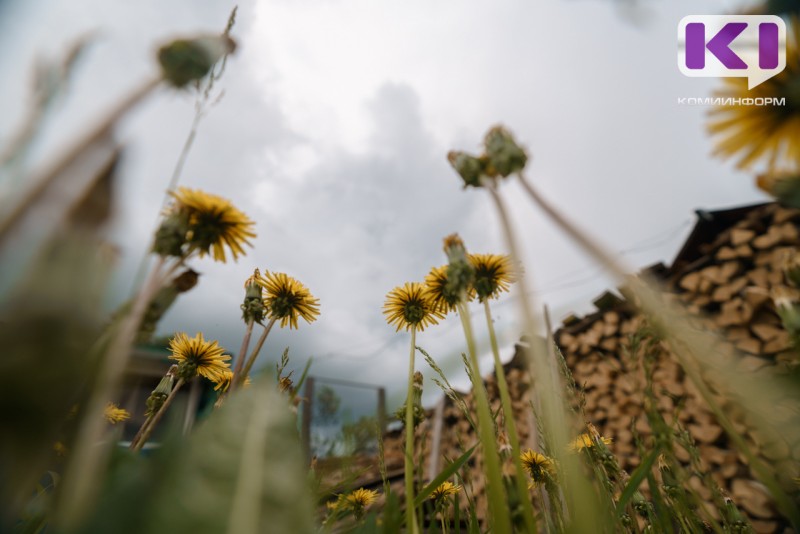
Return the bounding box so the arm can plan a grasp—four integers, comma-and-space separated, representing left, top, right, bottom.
569, 433, 613, 452
383, 282, 445, 332
430, 481, 461, 501
707, 20, 800, 172
213, 369, 234, 392
469, 253, 517, 301
423, 265, 474, 313
104, 403, 130, 424
520, 449, 554, 486
344, 488, 379, 511
169, 332, 231, 383
169, 187, 256, 263
258, 271, 320, 329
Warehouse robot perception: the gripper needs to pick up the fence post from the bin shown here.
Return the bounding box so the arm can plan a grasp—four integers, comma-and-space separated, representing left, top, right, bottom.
301, 376, 315, 463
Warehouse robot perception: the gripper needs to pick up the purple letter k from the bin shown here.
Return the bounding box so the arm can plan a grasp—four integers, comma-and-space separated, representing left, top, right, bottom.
686, 22, 748, 70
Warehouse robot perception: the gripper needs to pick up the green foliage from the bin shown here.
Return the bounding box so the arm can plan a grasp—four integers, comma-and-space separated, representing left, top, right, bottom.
76, 377, 315, 534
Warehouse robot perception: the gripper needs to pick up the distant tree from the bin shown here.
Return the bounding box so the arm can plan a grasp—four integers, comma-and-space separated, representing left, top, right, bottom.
315, 385, 341, 424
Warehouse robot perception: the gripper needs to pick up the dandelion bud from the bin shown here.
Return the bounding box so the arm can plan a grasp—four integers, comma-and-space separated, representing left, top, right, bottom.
152, 210, 190, 257
447, 150, 485, 188
158, 34, 236, 88
757, 172, 800, 209
483, 125, 528, 178
443, 234, 475, 302
241, 268, 266, 323
145, 372, 175, 416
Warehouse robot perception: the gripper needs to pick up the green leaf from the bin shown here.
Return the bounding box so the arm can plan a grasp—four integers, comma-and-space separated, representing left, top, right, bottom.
146, 377, 315, 534
615, 444, 662, 516
413, 445, 476, 507
76, 377, 315, 534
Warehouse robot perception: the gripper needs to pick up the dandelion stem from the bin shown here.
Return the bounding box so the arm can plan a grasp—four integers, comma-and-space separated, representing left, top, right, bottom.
404, 326, 420, 534
485, 180, 603, 532
134, 377, 186, 452
128, 413, 155, 450
483, 300, 538, 534
230, 318, 255, 390
237, 318, 277, 387
456, 300, 512, 534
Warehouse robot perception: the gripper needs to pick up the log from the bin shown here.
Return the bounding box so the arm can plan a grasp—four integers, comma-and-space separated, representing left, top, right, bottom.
734, 335, 761, 355
762, 330, 790, 354
716, 246, 738, 260
731, 228, 756, 246
731, 479, 774, 519
688, 422, 723, 444
751, 323, 784, 342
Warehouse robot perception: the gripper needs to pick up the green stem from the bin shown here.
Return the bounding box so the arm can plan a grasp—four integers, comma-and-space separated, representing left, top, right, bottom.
229, 318, 255, 392
237, 318, 277, 387
404, 327, 420, 534
485, 181, 603, 533
134, 378, 185, 452
483, 300, 538, 534
456, 301, 512, 534
128, 412, 155, 451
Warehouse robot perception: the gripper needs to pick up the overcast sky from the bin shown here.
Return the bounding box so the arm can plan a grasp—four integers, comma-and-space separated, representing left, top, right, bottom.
1, 0, 769, 411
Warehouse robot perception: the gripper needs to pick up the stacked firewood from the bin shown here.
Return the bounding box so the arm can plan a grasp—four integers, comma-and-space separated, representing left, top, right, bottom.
555, 202, 800, 533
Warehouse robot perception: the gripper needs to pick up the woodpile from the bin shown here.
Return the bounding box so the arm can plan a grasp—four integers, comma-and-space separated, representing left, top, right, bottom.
355, 203, 799, 532
555, 202, 800, 533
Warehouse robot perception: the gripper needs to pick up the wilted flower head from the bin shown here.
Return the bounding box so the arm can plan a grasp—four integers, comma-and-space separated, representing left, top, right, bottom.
104, 403, 130, 424
158, 34, 236, 88
708, 20, 800, 172
469, 253, 517, 302
169, 332, 231, 384
258, 271, 320, 329
483, 125, 528, 178
166, 187, 255, 262
520, 449, 554, 486
383, 282, 444, 332
447, 150, 486, 188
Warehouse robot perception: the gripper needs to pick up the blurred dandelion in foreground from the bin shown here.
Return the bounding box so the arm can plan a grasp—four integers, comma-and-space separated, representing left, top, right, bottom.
568, 433, 613, 452
258, 271, 320, 329
383, 282, 443, 332
168, 332, 231, 384
167, 187, 256, 262
469, 253, 517, 302
103, 403, 130, 425
707, 20, 800, 172
520, 449, 554, 487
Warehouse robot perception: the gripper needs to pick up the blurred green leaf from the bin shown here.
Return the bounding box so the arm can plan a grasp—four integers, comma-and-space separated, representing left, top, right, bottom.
77, 377, 314, 534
